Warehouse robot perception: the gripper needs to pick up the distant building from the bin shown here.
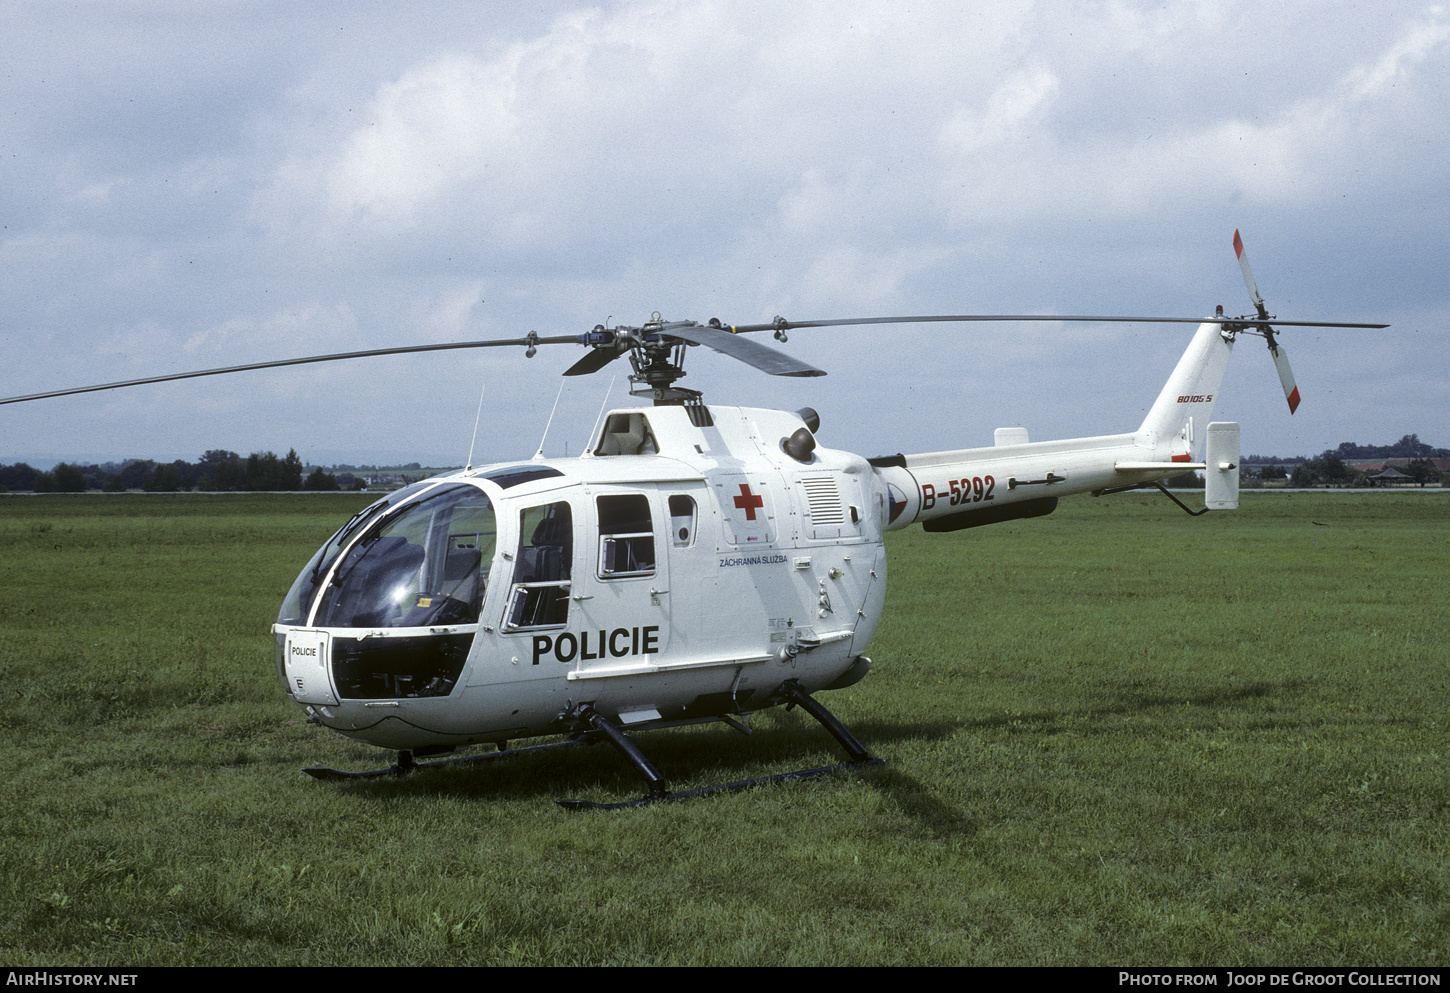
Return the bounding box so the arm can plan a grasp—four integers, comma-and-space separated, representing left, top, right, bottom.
1365, 467, 1412, 486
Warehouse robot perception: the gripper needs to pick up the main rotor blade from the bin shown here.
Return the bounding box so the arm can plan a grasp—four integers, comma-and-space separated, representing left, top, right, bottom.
729, 314, 1387, 332
562, 347, 624, 377
5, 309, 1387, 407
665, 324, 826, 377
0, 335, 578, 406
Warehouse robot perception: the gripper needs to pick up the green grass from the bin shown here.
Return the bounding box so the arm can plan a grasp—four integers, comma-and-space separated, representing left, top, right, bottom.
0, 491, 1445, 965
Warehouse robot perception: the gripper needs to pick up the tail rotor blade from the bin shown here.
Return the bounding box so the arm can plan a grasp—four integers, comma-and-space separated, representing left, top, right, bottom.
1233, 229, 1269, 319
1270, 341, 1300, 414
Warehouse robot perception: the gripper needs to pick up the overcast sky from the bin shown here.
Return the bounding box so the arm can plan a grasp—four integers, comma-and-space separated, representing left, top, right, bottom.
2, 0, 1445, 468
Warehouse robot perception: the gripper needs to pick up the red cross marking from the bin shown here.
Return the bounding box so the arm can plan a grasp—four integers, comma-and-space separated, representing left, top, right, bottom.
733, 483, 764, 521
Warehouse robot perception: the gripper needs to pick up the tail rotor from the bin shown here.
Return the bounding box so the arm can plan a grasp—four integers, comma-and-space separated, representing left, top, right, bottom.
1232, 229, 1301, 414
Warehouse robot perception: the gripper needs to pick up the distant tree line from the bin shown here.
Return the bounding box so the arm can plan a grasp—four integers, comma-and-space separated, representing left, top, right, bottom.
0, 449, 362, 493
1283, 456, 1443, 488
1244, 434, 1449, 465
1238, 435, 1446, 488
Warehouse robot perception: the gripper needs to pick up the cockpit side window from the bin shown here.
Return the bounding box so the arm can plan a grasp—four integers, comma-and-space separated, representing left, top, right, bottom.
596, 494, 655, 578
434, 494, 496, 620
504, 501, 573, 630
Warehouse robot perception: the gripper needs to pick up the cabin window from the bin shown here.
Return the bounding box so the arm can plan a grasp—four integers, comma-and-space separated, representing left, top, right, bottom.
668, 494, 696, 547
596, 494, 655, 578
504, 501, 572, 630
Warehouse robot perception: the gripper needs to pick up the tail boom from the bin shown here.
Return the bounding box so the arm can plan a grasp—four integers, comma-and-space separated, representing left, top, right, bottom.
874, 431, 1202, 532
872, 321, 1238, 531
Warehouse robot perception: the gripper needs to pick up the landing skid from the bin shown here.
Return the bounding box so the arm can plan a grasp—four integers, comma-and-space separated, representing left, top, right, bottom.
302, 682, 882, 808
556, 680, 883, 810
302, 735, 597, 781
555, 757, 883, 810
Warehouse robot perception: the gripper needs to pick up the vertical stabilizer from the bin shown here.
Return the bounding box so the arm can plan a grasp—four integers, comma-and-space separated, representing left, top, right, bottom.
1135, 322, 1234, 460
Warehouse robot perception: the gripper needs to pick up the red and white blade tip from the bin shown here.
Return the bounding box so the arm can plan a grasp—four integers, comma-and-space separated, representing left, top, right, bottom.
1271, 343, 1300, 414
1233, 229, 1265, 310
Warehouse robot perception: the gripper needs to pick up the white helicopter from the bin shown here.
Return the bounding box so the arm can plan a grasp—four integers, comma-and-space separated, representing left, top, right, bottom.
3, 232, 1385, 808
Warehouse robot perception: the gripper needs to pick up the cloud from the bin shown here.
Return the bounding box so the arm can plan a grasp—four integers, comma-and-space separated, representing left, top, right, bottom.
2, 1, 1447, 465
325, 54, 523, 226
1345, 7, 1450, 100
933, 6, 1450, 226
939, 69, 1061, 154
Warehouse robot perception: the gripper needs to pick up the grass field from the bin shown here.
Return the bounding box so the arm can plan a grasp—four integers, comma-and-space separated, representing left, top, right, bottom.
0, 491, 1445, 966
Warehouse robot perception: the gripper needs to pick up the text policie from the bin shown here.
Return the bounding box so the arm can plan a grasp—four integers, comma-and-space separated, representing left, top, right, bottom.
532, 626, 661, 665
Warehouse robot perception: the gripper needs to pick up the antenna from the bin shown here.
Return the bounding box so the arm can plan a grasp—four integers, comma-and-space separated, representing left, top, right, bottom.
532, 377, 568, 461
582, 375, 617, 458
464, 380, 487, 473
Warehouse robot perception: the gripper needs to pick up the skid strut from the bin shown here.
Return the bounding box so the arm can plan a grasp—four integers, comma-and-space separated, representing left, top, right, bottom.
556, 681, 883, 811
575, 705, 671, 802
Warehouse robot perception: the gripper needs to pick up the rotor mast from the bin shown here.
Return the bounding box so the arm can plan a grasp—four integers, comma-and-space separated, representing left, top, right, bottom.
624, 316, 700, 405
